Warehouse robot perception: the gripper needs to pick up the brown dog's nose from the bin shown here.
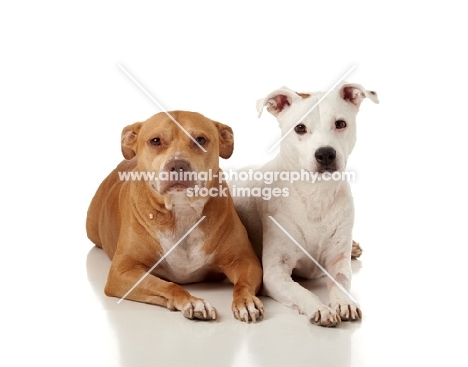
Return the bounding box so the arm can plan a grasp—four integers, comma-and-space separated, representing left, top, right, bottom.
165, 159, 192, 173
315, 147, 336, 166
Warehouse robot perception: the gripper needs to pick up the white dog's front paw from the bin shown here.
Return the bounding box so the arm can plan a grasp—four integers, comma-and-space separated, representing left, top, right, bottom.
308, 305, 341, 327
330, 301, 362, 321
181, 299, 217, 320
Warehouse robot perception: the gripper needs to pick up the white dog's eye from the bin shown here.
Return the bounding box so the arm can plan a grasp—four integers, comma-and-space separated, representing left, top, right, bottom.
150, 137, 161, 146
335, 120, 347, 129
294, 124, 307, 135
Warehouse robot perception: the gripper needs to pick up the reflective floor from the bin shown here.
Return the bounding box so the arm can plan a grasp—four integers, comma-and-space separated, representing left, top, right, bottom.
85, 246, 369, 367
3, 234, 464, 367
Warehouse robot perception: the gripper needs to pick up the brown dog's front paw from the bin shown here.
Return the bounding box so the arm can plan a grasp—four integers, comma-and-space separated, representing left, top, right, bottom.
232, 295, 264, 323
181, 299, 217, 321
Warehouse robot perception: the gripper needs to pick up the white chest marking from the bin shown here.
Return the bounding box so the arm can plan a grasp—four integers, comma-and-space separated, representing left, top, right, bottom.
156, 194, 214, 284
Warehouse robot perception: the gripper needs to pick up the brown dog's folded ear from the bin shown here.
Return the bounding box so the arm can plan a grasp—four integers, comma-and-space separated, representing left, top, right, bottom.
121, 122, 143, 159
212, 121, 234, 159
340, 83, 379, 108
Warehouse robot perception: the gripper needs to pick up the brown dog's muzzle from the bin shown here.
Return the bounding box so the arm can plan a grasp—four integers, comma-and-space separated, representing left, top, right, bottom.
159, 158, 198, 194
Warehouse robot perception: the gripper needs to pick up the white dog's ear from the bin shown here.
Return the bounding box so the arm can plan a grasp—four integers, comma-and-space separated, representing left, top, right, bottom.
339, 83, 379, 108
256, 87, 301, 117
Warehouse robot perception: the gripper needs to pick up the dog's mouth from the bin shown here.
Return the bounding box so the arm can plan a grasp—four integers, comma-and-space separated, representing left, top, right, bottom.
159, 180, 197, 194
317, 166, 337, 174
166, 183, 190, 191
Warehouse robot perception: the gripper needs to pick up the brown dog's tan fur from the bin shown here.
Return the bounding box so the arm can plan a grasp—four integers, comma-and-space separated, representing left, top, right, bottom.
86, 111, 263, 321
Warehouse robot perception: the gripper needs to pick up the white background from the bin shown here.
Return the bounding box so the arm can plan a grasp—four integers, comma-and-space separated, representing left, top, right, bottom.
1, 1, 468, 366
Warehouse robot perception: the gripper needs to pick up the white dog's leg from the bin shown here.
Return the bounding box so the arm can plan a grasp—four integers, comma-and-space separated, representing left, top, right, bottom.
261, 226, 341, 327
326, 250, 362, 321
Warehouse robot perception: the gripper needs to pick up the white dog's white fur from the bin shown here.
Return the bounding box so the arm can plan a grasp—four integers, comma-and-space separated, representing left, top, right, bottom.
232, 82, 378, 326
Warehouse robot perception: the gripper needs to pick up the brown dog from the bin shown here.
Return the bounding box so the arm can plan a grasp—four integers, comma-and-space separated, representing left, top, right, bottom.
86, 111, 264, 322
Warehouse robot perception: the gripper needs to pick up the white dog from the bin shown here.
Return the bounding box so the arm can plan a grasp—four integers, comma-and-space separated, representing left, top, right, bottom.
232, 82, 378, 326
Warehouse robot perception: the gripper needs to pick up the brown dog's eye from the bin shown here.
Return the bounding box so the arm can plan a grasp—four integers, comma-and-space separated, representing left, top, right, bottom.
150, 138, 161, 146
335, 120, 347, 129
195, 137, 206, 145
294, 124, 307, 135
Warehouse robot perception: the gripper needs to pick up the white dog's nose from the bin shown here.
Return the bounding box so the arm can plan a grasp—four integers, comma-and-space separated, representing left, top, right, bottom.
315, 147, 336, 166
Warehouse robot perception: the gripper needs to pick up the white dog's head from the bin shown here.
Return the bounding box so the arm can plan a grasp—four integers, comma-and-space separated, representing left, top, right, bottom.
257, 83, 379, 173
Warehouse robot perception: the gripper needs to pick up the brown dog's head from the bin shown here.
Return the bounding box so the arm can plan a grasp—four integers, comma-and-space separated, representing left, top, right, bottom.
121, 111, 233, 195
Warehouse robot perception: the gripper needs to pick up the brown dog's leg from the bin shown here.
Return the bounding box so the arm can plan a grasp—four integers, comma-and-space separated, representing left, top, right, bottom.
219, 257, 264, 323
105, 261, 217, 320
